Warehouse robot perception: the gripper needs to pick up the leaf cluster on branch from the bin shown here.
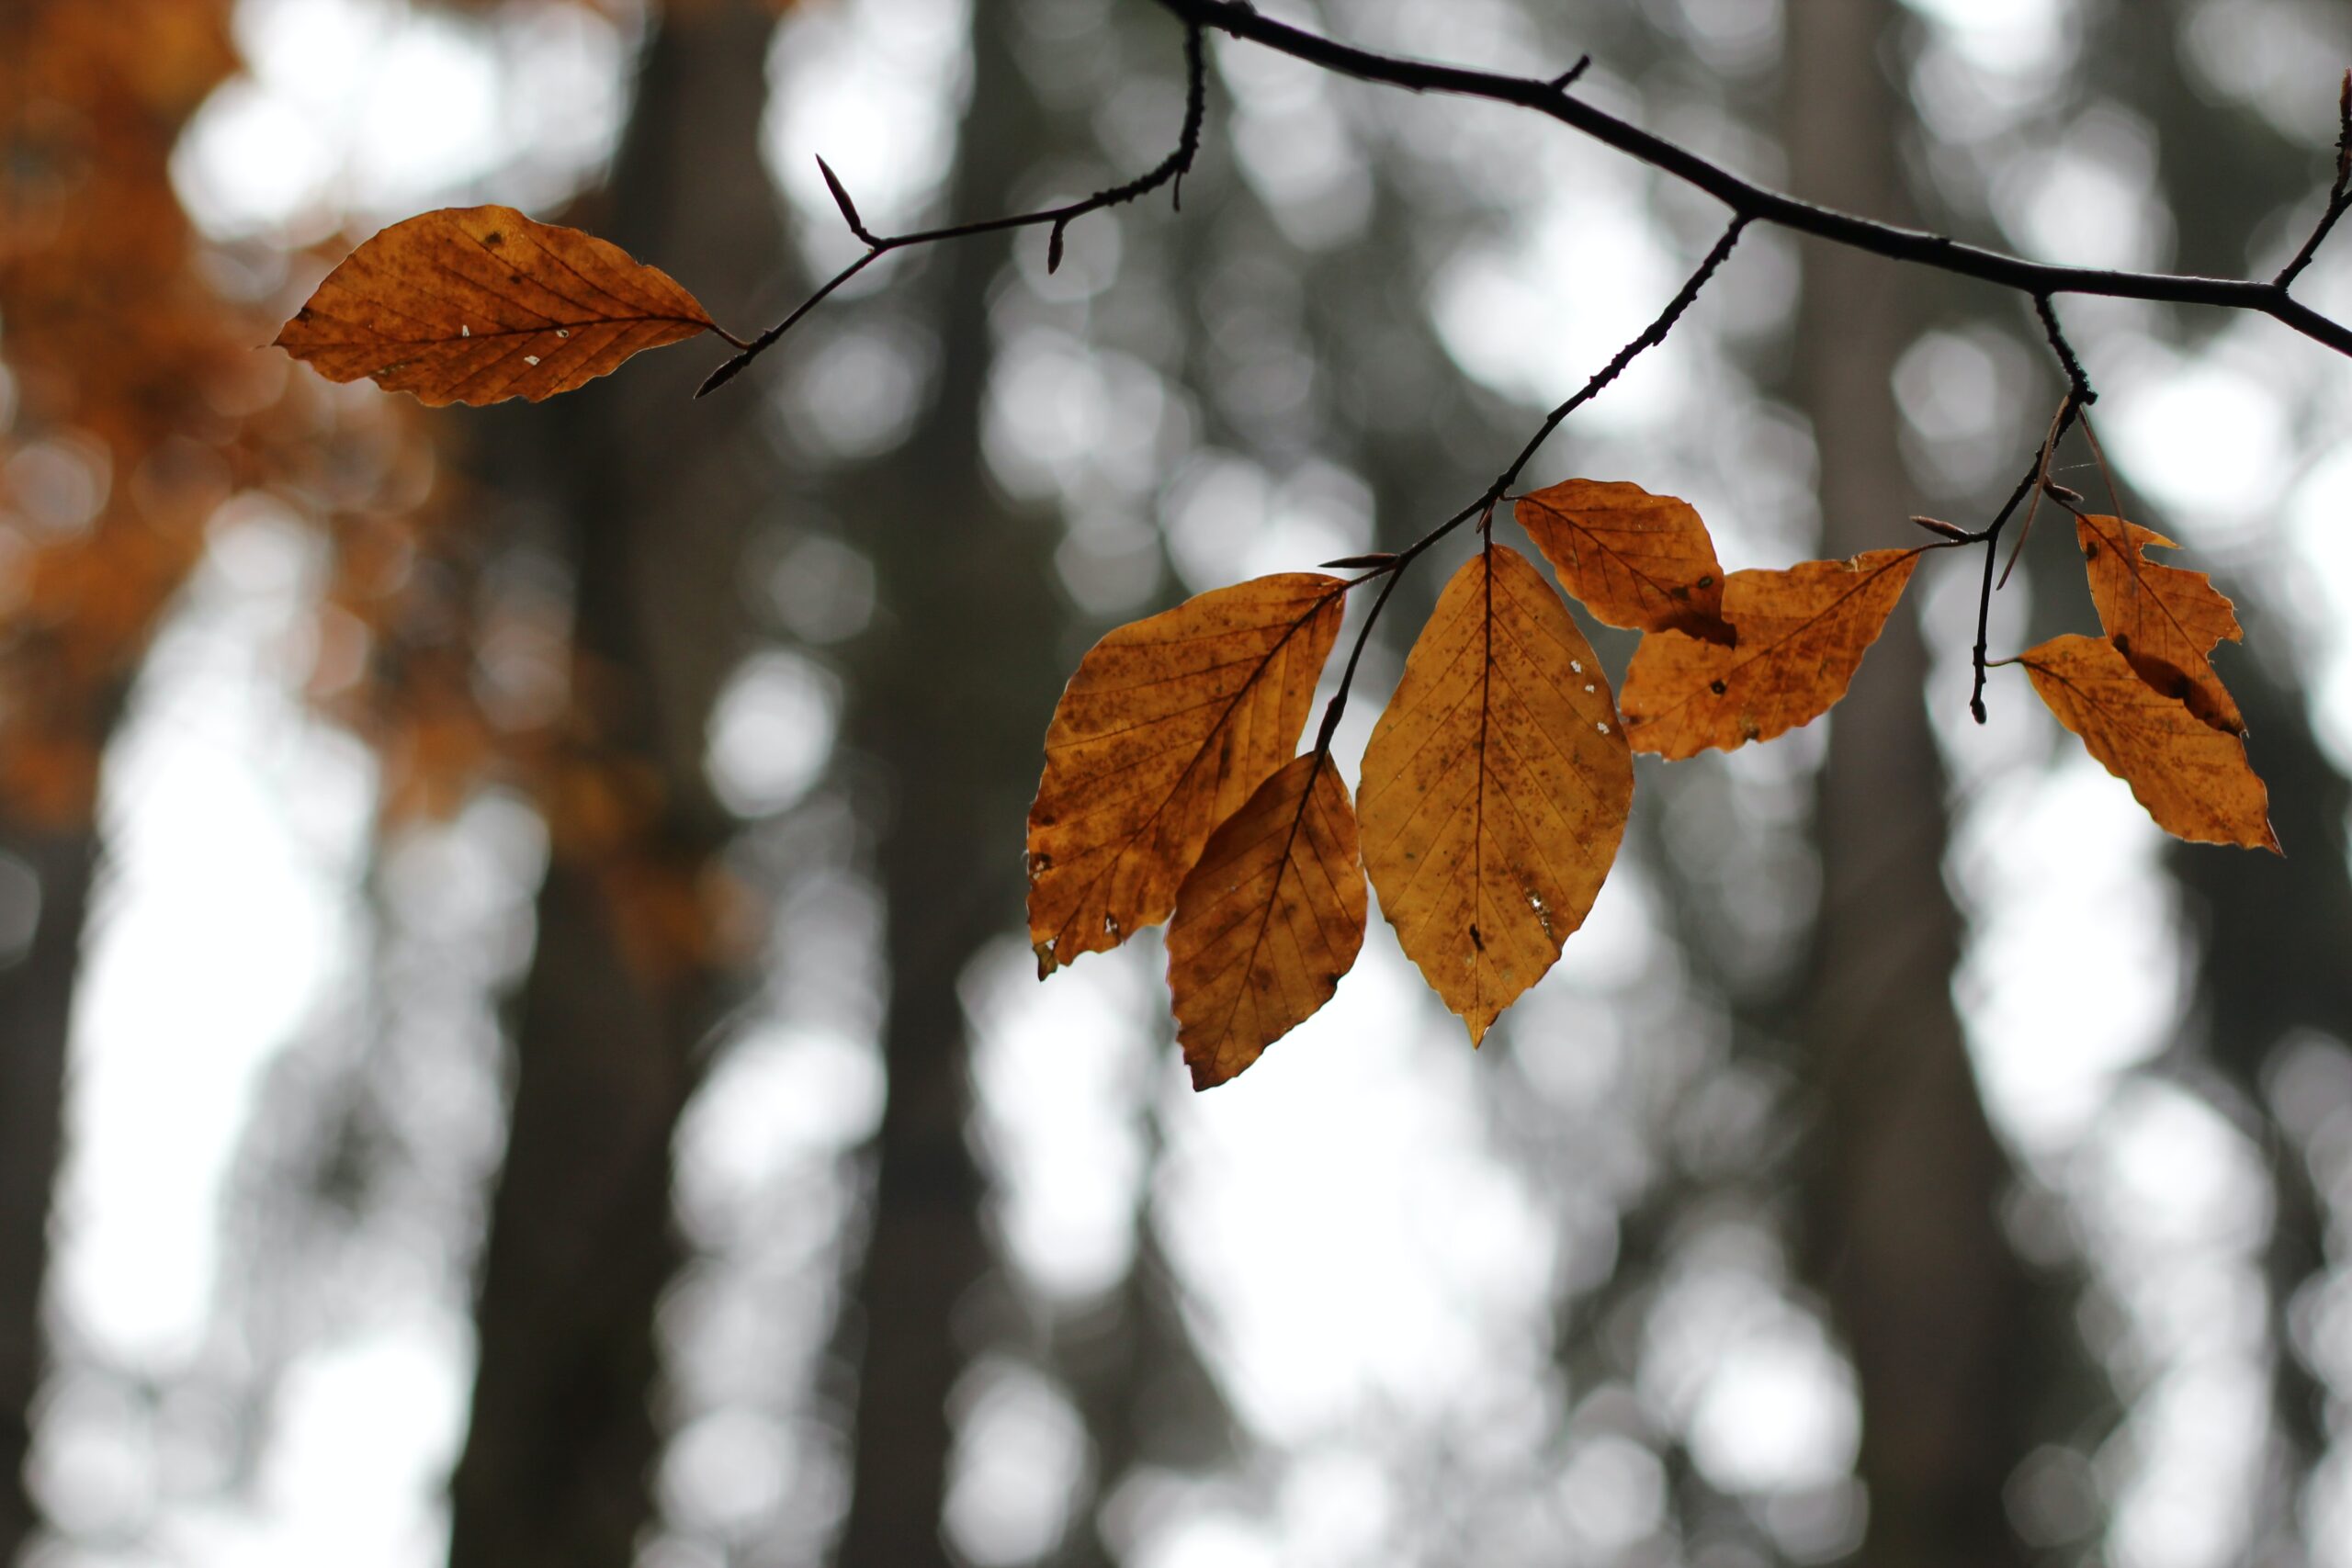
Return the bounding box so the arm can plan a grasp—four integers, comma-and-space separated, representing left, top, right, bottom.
271, 6, 2339, 1086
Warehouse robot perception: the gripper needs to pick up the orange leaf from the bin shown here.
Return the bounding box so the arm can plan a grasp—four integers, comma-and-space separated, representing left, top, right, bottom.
1619, 547, 1921, 760
1515, 479, 1735, 644
1167, 752, 1366, 1089
274, 206, 719, 407
1358, 544, 1634, 1044
1027, 573, 1347, 975
2075, 513, 2244, 736
2018, 634, 2278, 851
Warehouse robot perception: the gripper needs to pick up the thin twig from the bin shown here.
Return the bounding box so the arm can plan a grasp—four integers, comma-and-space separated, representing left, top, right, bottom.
699, 23, 1208, 396
1993, 295, 2095, 592
1992, 395, 2067, 592
1550, 55, 1592, 94
1153, 0, 2352, 357
2033, 293, 2095, 406
1970, 397, 2084, 724
1311, 220, 1746, 746
1966, 297, 2101, 719
1495, 216, 1748, 492
2278, 69, 2352, 289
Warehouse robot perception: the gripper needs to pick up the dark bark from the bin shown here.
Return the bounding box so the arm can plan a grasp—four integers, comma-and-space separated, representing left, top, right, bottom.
445, 5, 785, 1563
1046, 1173, 1235, 1568
0, 827, 97, 1565
831, 6, 1069, 1561
1783, 5, 2041, 1564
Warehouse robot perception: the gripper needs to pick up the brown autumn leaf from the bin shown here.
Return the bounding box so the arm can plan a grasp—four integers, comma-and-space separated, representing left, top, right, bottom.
1618, 547, 1923, 760
1358, 544, 1634, 1044
2019, 634, 2277, 851
1167, 752, 1367, 1089
1027, 572, 1347, 976
1515, 479, 1736, 644
274, 206, 722, 407
2075, 513, 2245, 736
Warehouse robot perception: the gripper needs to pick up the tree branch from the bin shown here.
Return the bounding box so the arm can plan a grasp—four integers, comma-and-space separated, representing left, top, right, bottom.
1312, 217, 1747, 750
2278, 70, 2352, 289
1970, 395, 2084, 724
698, 22, 1207, 396
1153, 0, 2352, 358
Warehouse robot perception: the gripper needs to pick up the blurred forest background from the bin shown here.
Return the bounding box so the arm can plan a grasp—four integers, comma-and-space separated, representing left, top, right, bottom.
8, 0, 2352, 1564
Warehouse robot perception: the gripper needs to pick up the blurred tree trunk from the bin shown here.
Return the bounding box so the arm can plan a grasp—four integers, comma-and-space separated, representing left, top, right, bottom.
1783, 5, 2039, 1564
0, 829, 97, 1563
831, 6, 1068, 1562
445, 5, 783, 1563
1046, 1157, 1235, 1568
2165, 634, 2352, 1558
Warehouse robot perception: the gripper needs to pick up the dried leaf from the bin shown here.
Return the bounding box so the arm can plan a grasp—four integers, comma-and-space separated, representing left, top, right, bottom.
1359, 545, 1634, 1044
1167, 752, 1366, 1089
2019, 634, 2277, 851
1027, 573, 1347, 975
1619, 547, 1921, 760
1516, 479, 1735, 644
274, 206, 719, 407
2075, 513, 2245, 736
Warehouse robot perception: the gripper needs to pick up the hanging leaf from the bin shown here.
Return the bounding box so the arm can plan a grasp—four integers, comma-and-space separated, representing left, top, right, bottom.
274, 206, 721, 407
1515, 479, 1736, 645
1027, 573, 1347, 976
1619, 547, 1922, 760
2075, 513, 2245, 736
1166, 752, 1366, 1089
1358, 544, 1634, 1044
2019, 634, 2277, 850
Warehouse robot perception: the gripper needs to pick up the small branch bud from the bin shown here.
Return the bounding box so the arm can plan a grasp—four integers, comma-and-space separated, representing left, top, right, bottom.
2039, 478, 2085, 506
816, 156, 875, 243
1319, 552, 1397, 570
1047, 220, 1068, 274
1910, 514, 1973, 543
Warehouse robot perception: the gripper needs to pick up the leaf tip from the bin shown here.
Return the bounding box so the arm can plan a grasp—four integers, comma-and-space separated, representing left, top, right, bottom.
696, 352, 752, 398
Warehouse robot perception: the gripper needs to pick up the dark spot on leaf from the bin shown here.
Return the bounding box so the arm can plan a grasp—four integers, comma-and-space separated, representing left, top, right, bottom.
482, 231, 503, 247
1697, 574, 1714, 588
1469, 924, 1484, 952
1710, 679, 1726, 694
